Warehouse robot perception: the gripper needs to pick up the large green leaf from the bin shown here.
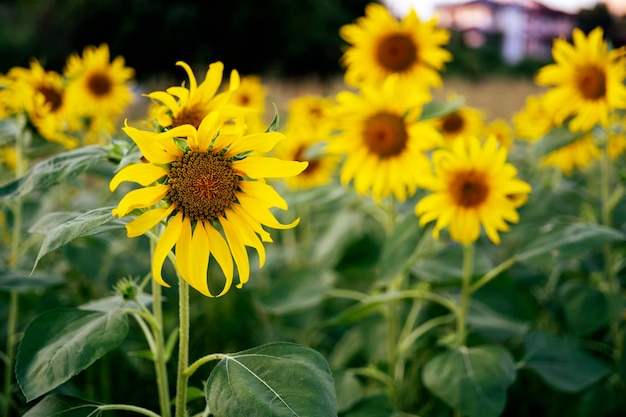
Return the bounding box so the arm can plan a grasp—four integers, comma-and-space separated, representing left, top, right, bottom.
0, 145, 109, 199
16, 308, 129, 401
557, 280, 610, 337
205, 342, 337, 417
467, 299, 529, 341
516, 220, 625, 267
0, 269, 63, 293
22, 394, 98, 417
422, 345, 516, 417
532, 125, 585, 157
257, 268, 335, 314
521, 330, 611, 393
29, 207, 126, 272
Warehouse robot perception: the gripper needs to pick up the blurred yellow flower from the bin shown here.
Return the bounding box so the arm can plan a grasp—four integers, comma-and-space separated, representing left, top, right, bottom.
415, 136, 531, 244
328, 76, 441, 202
284, 94, 336, 137
65, 44, 135, 119
340, 2, 451, 92
540, 134, 600, 175
110, 111, 307, 296
536, 27, 626, 132
228, 75, 267, 134
147, 61, 243, 130
429, 105, 485, 147
484, 118, 513, 148
513, 94, 557, 142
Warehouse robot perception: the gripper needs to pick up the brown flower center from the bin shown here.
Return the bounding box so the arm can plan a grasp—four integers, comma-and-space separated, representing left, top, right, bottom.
577, 65, 606, 100
376, 33, 418, 73
442, 112, 464, 135
294, 145, 320, 175
450, 169, 489, 208
171, 106, 204, 129
238, 94, 251, 106
363, 112, 408, 158
87, 72, 113, 97
168, 150, 238, 221
37, 85, 62, 112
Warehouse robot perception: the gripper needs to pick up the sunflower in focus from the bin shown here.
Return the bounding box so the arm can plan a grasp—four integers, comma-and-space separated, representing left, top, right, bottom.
328, 76, 441, 202
7, 59, 81, 148
536, 27, 626, 132
110, 111, 307, 296
274, 122, 340, 191
147, 61, 243, 131
415, 136, 531, 244
65, 44, 135, 119
228, 75, 267, 134
540, 134, 601, 175
429, 104, 485, 147
340, 2, 451, 92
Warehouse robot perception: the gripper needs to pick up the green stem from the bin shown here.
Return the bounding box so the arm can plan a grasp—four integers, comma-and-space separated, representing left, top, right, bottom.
151, 246, 172, 417
3, 117, 27, 417
97, 404, 162, 417
455, 243, 474, 348
175, 277, 190, 417
468, 256, 517, 294
184, 353, 224, 378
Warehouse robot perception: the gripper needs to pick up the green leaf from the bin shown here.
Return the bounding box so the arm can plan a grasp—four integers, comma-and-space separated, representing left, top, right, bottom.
0, 145, 109, 199
422, 345, 517, 417
521, 330, 611, 393
516, 220, 625, 267
79, 294, 154, 312
532, 125, 586, 157
557, 280, 610, 337
420, 97, 465, 121
16, 308, 129, 401
467, 299, 529, 341
334, 371, 364, 413
257, 268, 335, 314
0, 269, 63, 293
205, 342, 337, 417
29, 207, 126, 272
22, 394, 99, 417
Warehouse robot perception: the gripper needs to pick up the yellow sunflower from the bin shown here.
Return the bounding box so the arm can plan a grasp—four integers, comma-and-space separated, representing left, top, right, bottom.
340, 2, 451, 91
513, 94, 557, 142
540, 134, 600, 175
7, 59, 81, 148
484, 118, 513, 148
328, 75, 441, 202
110, 111, 307, 296
536, 27, 626, 132
415, 135, 531, 244
284, 94, 336, 138
228, 75, 267, 134
274, 122, 340, 190
147, 61, 243, 130
429, 104, 485, 147
64, 44, 135, 118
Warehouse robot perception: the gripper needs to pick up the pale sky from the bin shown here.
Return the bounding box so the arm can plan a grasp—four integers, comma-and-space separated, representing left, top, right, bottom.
385, 0, 603, 18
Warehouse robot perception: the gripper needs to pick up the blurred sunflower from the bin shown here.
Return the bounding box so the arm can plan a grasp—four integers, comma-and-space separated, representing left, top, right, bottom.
328, 76, 441, 202
147, 61, 243, 130
65, 44, 135, 119
284, 94, 336, 138
415, 136, 531, 244
540, 134, 600, 175
484, 118, 513, 148
7, 59, 81, 148
513, 94, 557, 142
228, 75, 267, 134
429, 105, 485, 147
110, 111, 307, 296
340, 2, 451, 92
274, 122, 340, 190
536, 27, 626, 132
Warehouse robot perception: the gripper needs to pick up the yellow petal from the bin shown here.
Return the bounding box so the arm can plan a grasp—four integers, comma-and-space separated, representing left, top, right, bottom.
114, 185, 169, 217
175, 216, 193, 285
126, 206, 175, 238
188, 221, 212, 297
232, 156, 308, 178
159, 124, 198, 144
196, 111, 221, 152
123, 126, 182, 164
230, 203, 273, 242
224, 132, 285, 158
204, 222, 234, 296
145, 91, 180, 113
152, 212, 184, 288
227, 209, 266, 271
238, 181, 287, 209
219, 216, 250, 289
176, 61, 197, 94
110, 163, 168, 191
237, 193, 300, 229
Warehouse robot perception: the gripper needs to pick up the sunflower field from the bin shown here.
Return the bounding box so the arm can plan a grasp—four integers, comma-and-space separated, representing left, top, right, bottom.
1, 2, 626, 417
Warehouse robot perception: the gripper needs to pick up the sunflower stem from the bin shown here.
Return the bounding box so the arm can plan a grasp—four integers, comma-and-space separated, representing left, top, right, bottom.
3, 117, 27, 417
175, 276, 190, 417
97, 404, 162, 417
152, 277, 172, 417
455, 243, 474, 348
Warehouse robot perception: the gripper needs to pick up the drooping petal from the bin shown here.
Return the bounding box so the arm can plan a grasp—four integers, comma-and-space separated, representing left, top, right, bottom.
237, 193, 300, 229
227, 209, 266, 271
152, 212, 184, 288
204, 221, 234, 296
188, 221, 212, 297
126, 205, 175, 238
238, 180, 288, 210
219, 215, 250, 289
175, 216, 193, 284
110, 163, 168, 191
113, 185, 169, 217
145, 91, 181, 113
232, 156, 308, 178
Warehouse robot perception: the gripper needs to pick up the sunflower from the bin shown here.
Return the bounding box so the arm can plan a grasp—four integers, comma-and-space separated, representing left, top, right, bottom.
415, 135, 531, 244
429, 104, 485, 146
64, 44, 135, 118
147, 61, 244, 131
340, 2, 451, 92
228, 75, 267, 134
513, 94, 557, 142
536, 27, 626, 132
110, 111, 307, 296
328, 75, 441, 202
540, 134, 600, 174
284, 94, 336, 138
7, 59, 81, 148
484, 118, 513, 148
274, 122, 340, 190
